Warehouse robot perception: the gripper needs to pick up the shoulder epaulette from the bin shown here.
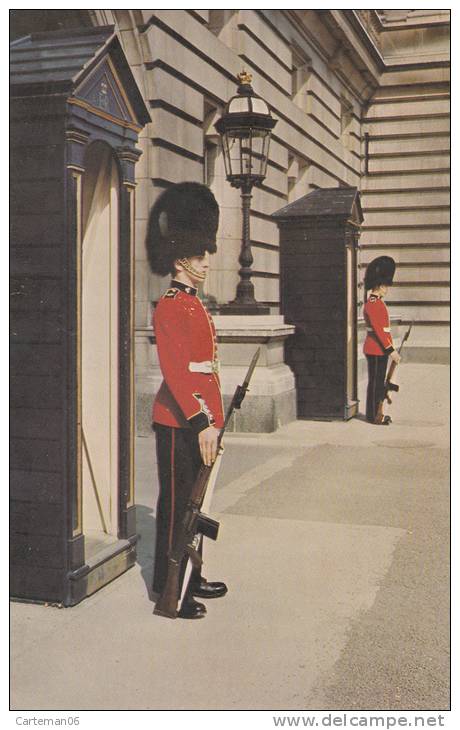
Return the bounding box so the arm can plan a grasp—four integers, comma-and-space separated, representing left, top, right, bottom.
163, 288, 179, 299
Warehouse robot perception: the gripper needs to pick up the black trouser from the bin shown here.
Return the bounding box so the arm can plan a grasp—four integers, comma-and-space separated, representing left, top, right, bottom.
152, 423, 203, 599
365, 354, 388, 422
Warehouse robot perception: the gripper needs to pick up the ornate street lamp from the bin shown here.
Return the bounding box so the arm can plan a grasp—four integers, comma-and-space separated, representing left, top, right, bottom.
215, 71, 277, 314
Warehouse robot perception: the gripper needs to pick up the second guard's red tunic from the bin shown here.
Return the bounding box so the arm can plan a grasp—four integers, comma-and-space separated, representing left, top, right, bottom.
363, 294, 395, 356
152, 279, 224, 434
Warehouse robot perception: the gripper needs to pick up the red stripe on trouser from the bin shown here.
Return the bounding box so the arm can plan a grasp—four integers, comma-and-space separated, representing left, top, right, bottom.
168, 428, 175, 550
371, 357, 378, 420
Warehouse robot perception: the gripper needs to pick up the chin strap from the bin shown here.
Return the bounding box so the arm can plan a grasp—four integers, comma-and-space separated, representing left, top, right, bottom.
177, 257, 206, 281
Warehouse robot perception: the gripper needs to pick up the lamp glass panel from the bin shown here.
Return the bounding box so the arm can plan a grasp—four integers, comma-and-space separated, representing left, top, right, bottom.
228, 97, 250, 114
241, 137, 253, 176
223, 130, 248, 177
221, 125, 272, 180
261, 132, 271, 176
251, 134, 263, 177
251, 132, 271, 177
222, 134, 231, 178
251, 98, 270, 114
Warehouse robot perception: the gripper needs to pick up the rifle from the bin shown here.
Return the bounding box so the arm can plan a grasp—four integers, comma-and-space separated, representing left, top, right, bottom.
154, 348, 261, 619
375, 322, 413, 423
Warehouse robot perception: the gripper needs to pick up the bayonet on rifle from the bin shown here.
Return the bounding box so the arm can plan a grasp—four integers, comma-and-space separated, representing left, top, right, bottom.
222, 348, 260, 431
398, 321, 413, 353
384, 321, 414, 404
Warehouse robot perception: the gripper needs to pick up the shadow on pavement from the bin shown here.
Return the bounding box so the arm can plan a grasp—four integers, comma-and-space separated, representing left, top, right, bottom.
135, 503, 157, 604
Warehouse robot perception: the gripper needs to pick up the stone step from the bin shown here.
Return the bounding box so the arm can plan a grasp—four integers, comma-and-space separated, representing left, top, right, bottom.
360, 227, 449, 245
361, 189, 450, 209
359, 245, 450, 264
391, 265, 450, 282
397, 324, 450, 349
384, 303, 449, 321
359, 262, 450, 281
368, 152, 449, 174
369, 285, 450, 301
363, 208, 449, 228
362, 171, 450, 191
368, 135, 449, 155
365, 98, 450, 119
363, 116, 450, 137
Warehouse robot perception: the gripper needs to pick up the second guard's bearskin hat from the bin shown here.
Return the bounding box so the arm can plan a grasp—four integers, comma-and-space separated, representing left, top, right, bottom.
364, 256, 396, 291
145, 182, 219, 276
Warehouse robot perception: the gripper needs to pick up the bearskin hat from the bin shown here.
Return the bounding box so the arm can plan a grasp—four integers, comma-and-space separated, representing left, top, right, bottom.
364, 256, 396, 290
145, 182, 219, 276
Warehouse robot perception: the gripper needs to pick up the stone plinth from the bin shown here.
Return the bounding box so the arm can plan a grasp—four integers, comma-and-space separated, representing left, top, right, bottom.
135, 315, 296, 435
213, 315, 296, 432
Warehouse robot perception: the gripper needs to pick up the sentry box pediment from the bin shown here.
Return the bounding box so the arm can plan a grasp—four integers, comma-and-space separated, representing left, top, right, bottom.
73, 56, 140, 130
272, 186, 363, 227
11, 27, 150, 606
10, 25, 149, 126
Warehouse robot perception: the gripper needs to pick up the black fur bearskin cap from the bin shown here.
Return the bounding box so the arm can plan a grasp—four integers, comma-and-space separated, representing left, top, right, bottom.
145, 182, 219, 276
364, 255, 396, 290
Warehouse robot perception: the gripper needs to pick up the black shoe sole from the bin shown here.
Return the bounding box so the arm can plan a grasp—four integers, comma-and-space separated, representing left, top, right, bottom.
177, 609, 207, 619
192, 589, 228, 599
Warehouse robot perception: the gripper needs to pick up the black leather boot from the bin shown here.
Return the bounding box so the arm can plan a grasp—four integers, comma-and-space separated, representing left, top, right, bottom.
193, 578, 228, 599
177, 597, 207, 619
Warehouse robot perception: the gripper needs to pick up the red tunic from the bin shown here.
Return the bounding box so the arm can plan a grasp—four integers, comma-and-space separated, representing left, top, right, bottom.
152, 280, 224, 433
363, 294, 395, 356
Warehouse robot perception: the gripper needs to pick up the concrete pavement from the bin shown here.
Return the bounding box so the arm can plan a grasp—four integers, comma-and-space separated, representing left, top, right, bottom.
10, 363, 450, 710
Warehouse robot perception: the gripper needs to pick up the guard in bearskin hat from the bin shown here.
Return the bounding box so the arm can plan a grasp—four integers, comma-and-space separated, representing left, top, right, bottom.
146, 181, 219, 276
363, 256, 401, 425
146, 182, 227, 619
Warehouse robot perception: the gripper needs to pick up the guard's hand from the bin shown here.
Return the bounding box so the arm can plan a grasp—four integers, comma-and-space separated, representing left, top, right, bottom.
199, 426, 219, 466
390, 350, 401, 364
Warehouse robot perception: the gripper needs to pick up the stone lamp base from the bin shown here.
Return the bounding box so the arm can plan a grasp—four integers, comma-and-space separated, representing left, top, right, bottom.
135, 315, 296, 434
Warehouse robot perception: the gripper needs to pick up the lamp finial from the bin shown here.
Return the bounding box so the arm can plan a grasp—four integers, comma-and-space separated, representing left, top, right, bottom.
237, 70, 253, 85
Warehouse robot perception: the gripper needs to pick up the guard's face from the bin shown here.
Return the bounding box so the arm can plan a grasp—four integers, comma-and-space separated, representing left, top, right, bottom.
189, 252, 210, 280
175, 251, 210, 285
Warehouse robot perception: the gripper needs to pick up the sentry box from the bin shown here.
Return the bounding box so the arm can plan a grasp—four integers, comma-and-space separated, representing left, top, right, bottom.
10, 27, 150, 605
272, 187, 363, 421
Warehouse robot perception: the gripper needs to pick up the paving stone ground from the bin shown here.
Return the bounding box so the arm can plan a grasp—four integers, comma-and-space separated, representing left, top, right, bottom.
10, 364, 450, 712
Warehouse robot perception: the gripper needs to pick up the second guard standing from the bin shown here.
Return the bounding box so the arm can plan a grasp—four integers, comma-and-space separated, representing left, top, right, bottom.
363, 256, 401, 425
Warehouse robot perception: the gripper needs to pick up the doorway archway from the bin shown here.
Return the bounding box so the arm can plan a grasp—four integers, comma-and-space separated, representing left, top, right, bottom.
81, 142, 120, 553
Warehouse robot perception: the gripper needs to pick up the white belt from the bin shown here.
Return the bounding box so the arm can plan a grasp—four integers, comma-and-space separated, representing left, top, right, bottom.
367, 327, 391, 333
189, 360, 220, 374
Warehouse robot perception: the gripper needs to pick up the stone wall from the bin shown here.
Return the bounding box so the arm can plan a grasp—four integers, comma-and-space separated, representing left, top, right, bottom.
360, 12, 450, 358
91, 9, 447, 416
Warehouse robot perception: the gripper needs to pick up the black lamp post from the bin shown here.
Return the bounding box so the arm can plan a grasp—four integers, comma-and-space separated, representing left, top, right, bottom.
215, 71, 277, 314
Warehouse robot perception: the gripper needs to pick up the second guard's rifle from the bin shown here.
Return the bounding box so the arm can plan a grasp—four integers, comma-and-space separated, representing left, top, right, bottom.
154, 348, 260, 619
376, 322, 413, 423
384, 321, 413, 404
